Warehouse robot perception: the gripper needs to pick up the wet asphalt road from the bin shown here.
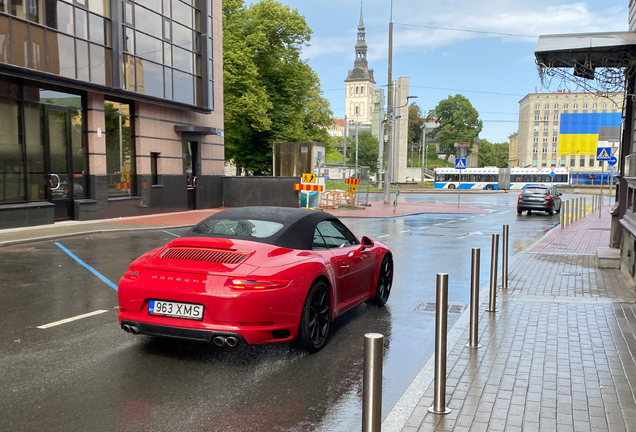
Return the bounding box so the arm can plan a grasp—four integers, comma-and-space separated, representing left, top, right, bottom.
0, 193, 578, 431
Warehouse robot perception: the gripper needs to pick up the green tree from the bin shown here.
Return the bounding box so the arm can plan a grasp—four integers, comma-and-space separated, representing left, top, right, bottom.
427, 95, 483, 161
477, 139, 509, 167
346, 131, 379, 174
408, 102, 424, 145
223, 0, 334, 175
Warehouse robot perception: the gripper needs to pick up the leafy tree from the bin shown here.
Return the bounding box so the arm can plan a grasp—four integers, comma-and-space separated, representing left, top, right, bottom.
347, 131, 379, 174
427, 95, 483, 161
408, 102, 424, 145
223, 0, 334, 175
478, 139, 509, 167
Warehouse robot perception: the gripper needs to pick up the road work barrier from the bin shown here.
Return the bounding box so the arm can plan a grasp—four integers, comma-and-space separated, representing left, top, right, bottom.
362, 333, 383, 431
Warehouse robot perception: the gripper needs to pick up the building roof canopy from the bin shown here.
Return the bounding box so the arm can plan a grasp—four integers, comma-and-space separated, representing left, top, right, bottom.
535, 31, 636, 68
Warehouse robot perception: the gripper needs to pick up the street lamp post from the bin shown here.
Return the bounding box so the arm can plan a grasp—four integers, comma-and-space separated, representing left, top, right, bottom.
383, 96, 418, 204
420, 123, 428, 185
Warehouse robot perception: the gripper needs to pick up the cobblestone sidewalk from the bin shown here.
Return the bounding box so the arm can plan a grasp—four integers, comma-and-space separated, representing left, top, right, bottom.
391, 208, 636, 432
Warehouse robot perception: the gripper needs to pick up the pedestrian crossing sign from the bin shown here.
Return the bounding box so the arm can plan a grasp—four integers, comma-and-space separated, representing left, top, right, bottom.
596, 147, 611, 161
455, 158, 467, 170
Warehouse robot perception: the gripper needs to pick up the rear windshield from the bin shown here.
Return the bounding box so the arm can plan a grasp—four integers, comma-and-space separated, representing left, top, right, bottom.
192, 219, 284, 238
524, 187, 548, 194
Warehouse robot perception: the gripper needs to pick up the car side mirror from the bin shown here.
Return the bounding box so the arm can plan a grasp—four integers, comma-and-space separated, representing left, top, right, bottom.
361, 236, 374, 250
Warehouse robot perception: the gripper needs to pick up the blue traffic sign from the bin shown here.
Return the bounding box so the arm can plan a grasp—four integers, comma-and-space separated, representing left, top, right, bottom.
608, 156, 618, 166
455, 158, 467, 170
596, 147, 611, 161
550, 171, 555, 178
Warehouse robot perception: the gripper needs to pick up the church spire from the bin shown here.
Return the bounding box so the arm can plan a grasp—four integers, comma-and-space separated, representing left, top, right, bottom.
354, 2, 368, 68
359, 2, 365, 30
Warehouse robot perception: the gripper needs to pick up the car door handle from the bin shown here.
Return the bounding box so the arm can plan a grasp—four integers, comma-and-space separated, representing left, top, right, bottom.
340, 264, 350, 271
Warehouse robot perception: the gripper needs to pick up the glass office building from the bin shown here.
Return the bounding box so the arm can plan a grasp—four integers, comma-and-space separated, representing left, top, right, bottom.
0, 0, 224, 228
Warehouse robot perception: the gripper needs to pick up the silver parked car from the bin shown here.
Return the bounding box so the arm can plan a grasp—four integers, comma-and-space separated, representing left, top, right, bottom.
517, 186, 562, 215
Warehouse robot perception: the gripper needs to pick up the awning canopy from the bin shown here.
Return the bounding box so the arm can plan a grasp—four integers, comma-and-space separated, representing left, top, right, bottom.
535, 31, 636, 68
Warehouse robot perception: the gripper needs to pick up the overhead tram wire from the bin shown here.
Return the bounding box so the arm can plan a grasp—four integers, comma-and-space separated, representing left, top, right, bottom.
392, 23, 539, 39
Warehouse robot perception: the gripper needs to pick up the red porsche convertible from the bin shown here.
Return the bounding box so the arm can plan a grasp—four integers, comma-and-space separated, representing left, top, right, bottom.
118, 207, 393, 352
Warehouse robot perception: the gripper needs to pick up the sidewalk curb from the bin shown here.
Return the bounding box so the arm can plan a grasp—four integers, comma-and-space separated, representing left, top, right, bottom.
0, 224, 193, 248
381, 221, 565, 432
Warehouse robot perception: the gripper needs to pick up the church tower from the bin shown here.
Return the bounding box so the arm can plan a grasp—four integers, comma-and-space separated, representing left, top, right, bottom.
345, 4, 375, 125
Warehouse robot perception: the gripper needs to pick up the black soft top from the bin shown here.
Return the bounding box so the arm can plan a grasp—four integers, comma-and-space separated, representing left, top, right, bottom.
183, 206, 340, 250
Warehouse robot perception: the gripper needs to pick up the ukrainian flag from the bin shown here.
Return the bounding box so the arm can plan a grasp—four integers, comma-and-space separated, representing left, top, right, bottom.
558, 113, 621, 156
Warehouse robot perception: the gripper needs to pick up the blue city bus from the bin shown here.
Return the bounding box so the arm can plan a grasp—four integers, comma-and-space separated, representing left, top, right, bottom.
434, 168, 570, 190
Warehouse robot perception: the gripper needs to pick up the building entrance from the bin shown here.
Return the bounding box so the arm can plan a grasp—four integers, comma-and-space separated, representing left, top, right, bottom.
43, 106, 74, 220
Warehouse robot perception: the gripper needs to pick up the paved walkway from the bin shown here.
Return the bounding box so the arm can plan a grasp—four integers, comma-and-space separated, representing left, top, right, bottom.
0, 201, 486, 247
386, 206, 636, 432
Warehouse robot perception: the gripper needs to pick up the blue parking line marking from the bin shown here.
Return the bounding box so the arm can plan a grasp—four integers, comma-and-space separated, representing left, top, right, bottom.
54, 242, 118, 291
163, 230, 181, 237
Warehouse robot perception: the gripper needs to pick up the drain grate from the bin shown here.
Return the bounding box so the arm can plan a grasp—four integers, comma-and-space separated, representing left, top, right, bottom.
415, 303, 467, 314
560, 272, 581, 276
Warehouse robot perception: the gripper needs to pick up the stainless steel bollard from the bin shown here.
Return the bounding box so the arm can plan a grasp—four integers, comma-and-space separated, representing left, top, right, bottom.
565, 200, 570, 227
575, 198, 579, 222
429, 273, 451, 415
466, 249, 482, 349
362, 333, 384, 431
502, 225, 509, 290
487, 234, 499, 313
584, 197, 587, 217
560, 204, 564, 228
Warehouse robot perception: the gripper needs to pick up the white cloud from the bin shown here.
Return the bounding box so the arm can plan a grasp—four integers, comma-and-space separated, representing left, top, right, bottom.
302, 0, 626, 60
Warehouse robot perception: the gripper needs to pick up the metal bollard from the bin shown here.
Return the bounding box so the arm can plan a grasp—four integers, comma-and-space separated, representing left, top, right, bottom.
466, 249, 482, 349
560, 205, 564, 228
429, 273, 451, 415
487, 234, 499, 313
502, 225, 509, 290
362, 333, 383, 431
584, 197, 587, 217
565, 201, 570, 227
575, 198, 579, 222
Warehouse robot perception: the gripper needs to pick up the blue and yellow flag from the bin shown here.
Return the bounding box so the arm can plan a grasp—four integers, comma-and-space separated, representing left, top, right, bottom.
558, 113, 621, 156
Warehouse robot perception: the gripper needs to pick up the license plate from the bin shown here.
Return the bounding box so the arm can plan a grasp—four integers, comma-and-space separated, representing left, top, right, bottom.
529, 197, 543, 201
148, 300, 204, 320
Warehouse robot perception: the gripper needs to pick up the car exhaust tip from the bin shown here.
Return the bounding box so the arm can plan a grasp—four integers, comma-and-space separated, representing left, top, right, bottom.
213, 336, 226, 347
122, 324, 131, 333
225, 336, 239, 347
129, 326, 140, 335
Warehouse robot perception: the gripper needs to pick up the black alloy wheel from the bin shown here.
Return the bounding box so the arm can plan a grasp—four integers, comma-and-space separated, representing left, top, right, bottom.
297, 281, 331, 353
548, 204, 555, 216
373, 255, 393, 306
448, 184, 456, 189
486, 184, 494, 191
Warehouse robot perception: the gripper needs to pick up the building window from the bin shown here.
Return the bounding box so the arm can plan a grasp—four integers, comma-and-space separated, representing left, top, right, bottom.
589, 158, 595, 167
573, 103, 578, 109
564, 104, 569, 110
105, 100, 135, 197
580, 156, 585, 167
122, 0, 205, 107
532, 159, 538, 167
544, 104, 549, 110
603, 103, 607, 109
613, 103, 618, 109
355, 105, 359, 115
356, 86, 359, 94
151, 152, 160, 185
551, 159, 556, 166
543, 137, 548, 143
592, 103, 597, 109
534, 104, 540, 110
0, 98, 24, 203
542, 147, 547, 153
553, 136, 558, 143
570, 157, 575, 166
360, 86, 364, 95
554, 104, 559, 110
553, 126, 558, 132
583, 103, 588, 109
534, 115, 540, 121
541, 160, 547, 167
543, 115, 549, 121
560, 157, 566, 166
534, 126, 539, 132
554, 114, 559, 121
533, 137, 538, 143
543, 125, 548, 132
552, 147, 557, 153
533, 147, 538, 153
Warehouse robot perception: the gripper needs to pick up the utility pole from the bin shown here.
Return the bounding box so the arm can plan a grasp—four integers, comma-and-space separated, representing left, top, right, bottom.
383, 0, 394, 204
343, 115, 348, 168
355, 122, 359, 178
420, 123, 427, 185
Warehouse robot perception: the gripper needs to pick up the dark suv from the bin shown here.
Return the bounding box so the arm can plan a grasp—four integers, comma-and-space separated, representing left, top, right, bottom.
517, 186, 562, 215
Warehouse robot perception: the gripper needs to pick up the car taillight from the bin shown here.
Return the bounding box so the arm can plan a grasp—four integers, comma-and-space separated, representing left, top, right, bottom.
227, 277, 291, 290
518, 194, 523, 200
546, 195, 553, 201
123, 267, 143, 280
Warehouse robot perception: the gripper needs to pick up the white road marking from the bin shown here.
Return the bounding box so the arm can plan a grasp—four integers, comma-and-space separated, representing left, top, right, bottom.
378, 235, 390, 238
398, 230, 410, 233
458, 231, 483, 239
37, 310, 109, 329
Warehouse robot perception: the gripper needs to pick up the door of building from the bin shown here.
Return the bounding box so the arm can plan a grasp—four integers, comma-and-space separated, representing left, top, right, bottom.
43, 106, 73, 220
186, 141, 198, 210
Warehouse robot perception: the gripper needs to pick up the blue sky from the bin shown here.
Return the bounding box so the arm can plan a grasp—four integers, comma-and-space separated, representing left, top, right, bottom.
264, 0, 627, 143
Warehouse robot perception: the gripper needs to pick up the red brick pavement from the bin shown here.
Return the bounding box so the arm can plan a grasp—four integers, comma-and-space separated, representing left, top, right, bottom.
529, 206, 612, 254
110, 208, 226, 226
